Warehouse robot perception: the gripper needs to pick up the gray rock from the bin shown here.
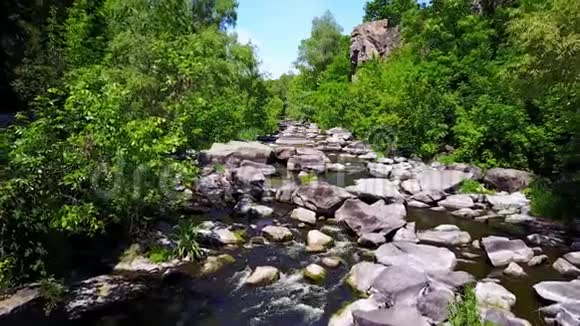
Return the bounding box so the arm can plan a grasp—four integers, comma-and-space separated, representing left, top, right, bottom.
428, 270, 475, 289
65, 275, 147, 319
390, 168, 412, 181
335, 199, 406, 236
352, 306, 430, 326
199, 141, 274, 165
505, 214, 535, 224
292, 182, 355, 214
327, 163, 346, 172
528, 255, 549, 267
350, 19, 401, 68
417, 287, 455, 324
306, 230, 334, 252
359, 152, 378, 160
371, 265, 429, 306
564, 252, 580, 266
481, 236, 534, 267
0, 287, 39, 319
261, 225, 293, 242
377, 157, 394, 164
475, 282, 517, 310
303, 264, 327, 283
482, 308, 532, 326
327, 127, 353, 140
275, 183, 297, 203
358, 233, 387, 248
368, 163, 393, 178
553, 258, 580, 277
451, 208, 485, 219
446, 163, 484, 180
486, 192, 529, 210
417, 169, 473, 193
375, 242, 456, 273
232, 165, 265, 187
407, 200, 430, 208
346, 178, 404, 203
287, 154, 327, 173
245, 266, 279, 286
484, 168, 532, 193
328, 298, 382, 326
322, 257, 342, 268
533, 280, 580, 304
273, 146, 296, 161
401, 179, 421, 195
438, 194, 475, 210
347, 262, 387, 294
344, 141, 371, 155
503, 262, 527, 277
417, 225, 472, 246
194, 172, 234, 207
393, 222, 419, 243
290, 207, 317, 225
412, 190, 446, 205
240, 160, 276, 176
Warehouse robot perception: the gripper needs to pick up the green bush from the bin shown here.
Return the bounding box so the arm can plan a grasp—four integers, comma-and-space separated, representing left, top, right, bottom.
39, 277, 66, 315
459, 179, 494, 195
148, 246, 173, 263
173, 220, 203, 260
528, 180, 579, 221
448, 286, 485, 326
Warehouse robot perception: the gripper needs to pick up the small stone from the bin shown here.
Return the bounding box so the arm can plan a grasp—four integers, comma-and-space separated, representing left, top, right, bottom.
303, 264, 327, 283
321, 257, 341, 268
528, 255, 549, 267
200, 254, 236, 275
290, 207, 317, 225
306, 230, 334, 252
261, 225, 293, 242
472, 240, 481, 249
408, 200, 430, 208
504, 262, 527, 277
553, 258, 580, 277
245, 266, 280, 286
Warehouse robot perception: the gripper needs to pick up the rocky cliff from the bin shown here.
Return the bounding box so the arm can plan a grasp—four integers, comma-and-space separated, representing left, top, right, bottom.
350, 19, 401, 70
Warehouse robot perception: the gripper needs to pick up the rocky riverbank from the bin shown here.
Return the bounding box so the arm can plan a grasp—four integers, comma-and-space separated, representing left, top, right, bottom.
1, 121, 579, 326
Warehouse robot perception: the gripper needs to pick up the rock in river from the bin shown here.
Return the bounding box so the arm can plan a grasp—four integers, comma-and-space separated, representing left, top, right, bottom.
553, 258, 580, 277
533, 279, 580, 304
306, 230, 334, 252
375, 242, 457, 273
475, 281, 517, 311
335, 199, 406, 237
290, 207, 317, 225
303, 264, 327, 283
481, 236, 534, 267
198, 140, 274, 165
564, 252, 580, 266
417, 169, 472, 193
438, 194, 475, 210
245, 266, 280, 286
503, 262, 527, 277
292, 182, 355, 215
352, 305, 430, 326
417, 224, 472, 246
346, 261, 387, 294
261, 225, 293, 242
484, 168, 532, 193
345, 178, 404, 203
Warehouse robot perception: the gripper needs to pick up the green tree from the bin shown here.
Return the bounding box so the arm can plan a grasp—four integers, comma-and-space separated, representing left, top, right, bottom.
296, 11, 344, 74
363, 0, 419, 26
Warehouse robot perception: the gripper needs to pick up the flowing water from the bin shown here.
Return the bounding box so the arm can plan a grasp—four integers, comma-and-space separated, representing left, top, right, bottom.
68, 154, 570, 326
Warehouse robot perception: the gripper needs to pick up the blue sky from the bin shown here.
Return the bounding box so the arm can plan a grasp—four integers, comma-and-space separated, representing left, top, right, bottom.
235, 0, 367, 78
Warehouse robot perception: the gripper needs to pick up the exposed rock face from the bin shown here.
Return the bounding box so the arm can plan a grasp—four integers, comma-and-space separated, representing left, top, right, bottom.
481, 236, 534, 267
352, 305, 430, 326
346, 262, 387, 294
484, 168, 532, 193
375, 242, 457, 273
345, 178, 404, 203
350, 19, 401, 70
292, 182, 355, 215
475, 281, 517, 311
438, 194, 475, 210
417, 169, 473, 193
198, 141, 274, 165
328, 298, 382, 326
0, 288, 39, 319
335, 199, 406, 236
194, 172, 234, 207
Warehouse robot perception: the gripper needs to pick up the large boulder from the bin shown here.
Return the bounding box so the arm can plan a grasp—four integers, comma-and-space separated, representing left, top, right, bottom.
417, 287, 455, 324
344, 141, 371, 155
371, 265, 429, 306
553, 258, 580, 277
0, 288, 39, 320
438, 194, 475, 210
346, 178, 404, 203
194, 172, 234, 207
240, 160, 276, 176
335, 199, 406, 236
346, 262, 387, 294
306, 230, 334, 252
393, 222, 419, 243
417, 169, 473, 193
328, 298, 382, 326
481, 236, 534, 267
368, 163, 393, 178
290, 207, 317, 225
417, 224, 472, 246
287, 154, 327, 174
350, 19, 401, 69
533, 280, 580, 304
199, 141, 274, 165
375, 242, 457, 273
327, 127, 353, 140
292, 182, 355, 215
475, 282, 516, 311
352, 305, 430, 326
275, 183, 297, 203
411, 190, 446, 205
484, 168, 532, 193
486, 192, 529, 211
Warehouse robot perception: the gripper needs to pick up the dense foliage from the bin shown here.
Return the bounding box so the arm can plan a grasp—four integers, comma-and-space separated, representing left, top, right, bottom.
284, 0, 579, 218
0, 0, 278, 286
